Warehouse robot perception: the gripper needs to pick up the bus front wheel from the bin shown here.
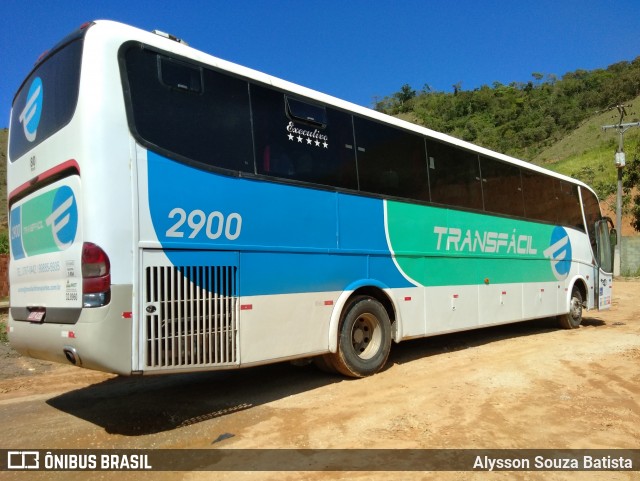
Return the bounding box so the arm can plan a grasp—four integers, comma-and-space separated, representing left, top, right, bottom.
324, 295, 392, 378
558, 286, 583, 329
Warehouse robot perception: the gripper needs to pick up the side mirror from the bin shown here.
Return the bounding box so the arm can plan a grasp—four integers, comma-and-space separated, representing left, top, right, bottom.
609, 228, 617, 264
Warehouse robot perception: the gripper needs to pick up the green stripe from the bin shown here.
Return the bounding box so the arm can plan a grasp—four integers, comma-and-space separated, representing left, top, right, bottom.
386, 201, 556, 286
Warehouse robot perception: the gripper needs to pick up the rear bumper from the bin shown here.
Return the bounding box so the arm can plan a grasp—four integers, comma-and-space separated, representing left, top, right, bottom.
8, 285, 134, 375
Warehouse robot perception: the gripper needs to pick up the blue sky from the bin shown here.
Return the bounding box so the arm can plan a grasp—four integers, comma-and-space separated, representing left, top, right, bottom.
2, 0, 640, 127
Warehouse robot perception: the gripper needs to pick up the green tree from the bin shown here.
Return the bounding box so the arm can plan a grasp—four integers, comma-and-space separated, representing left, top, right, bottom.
394, 84, 416, 112
623, 142, 640, 232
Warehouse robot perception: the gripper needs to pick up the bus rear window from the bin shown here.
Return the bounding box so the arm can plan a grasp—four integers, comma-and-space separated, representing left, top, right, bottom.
9, 38, 83, 162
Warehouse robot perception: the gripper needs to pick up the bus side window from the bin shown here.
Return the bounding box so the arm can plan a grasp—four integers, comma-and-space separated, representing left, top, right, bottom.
522, 170, 556, 223
480, 156, 524, 217
158, 56, 202, 93
354, 117, 428, 200
557, 181, 584, 231
251, 84, 357, 190
427, 139, 482, 210
123, 47, 253, 173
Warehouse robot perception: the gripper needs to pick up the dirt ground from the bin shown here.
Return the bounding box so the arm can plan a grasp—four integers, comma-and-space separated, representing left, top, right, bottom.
1, 280, 639, 481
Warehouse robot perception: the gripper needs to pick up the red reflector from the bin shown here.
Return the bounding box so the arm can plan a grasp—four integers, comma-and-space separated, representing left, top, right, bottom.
241, 304, 253, 311
324, 300, 334, 306
404, 296, 412, 301
122, 312, 133, 319
502, 291, 507, 295
453, 294, 459, 299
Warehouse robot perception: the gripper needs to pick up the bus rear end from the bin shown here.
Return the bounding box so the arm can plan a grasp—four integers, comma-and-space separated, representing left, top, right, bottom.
7, 23, 133, 375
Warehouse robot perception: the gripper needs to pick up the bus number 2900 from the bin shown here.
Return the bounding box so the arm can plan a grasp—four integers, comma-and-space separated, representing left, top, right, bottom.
165, 208, 242, 240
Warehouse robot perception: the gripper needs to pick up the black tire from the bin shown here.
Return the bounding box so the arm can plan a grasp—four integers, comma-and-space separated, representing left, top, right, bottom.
325, 295, 392, 378
558, 286, 583, 329
313, 355, 338, 374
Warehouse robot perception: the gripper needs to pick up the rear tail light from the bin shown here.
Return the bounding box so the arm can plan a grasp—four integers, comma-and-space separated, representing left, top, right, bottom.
82, 242, 111, 308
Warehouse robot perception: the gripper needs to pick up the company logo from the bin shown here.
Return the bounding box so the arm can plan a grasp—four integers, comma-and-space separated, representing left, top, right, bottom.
7, 451, 40, 470
433, 226, 537, 255
543, 226, 572, 280
46, 188, 78, 250
10, 185, 78, 260
19, 77, 44, 142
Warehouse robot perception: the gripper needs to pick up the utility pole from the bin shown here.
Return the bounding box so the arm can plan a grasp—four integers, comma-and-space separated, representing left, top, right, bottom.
601, 103, 640, 276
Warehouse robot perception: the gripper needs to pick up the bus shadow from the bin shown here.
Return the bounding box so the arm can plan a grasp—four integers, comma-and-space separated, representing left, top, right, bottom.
46, 361, 339, 436
387, 315, 607, 367
47, 315, 607, 436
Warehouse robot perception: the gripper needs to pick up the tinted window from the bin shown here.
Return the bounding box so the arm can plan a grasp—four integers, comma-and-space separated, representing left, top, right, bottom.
252, 85, 357, 189
426, 140, 482, 209
581, 186, 601, 250
10, 39, 84, 161
158, 56, 202, 93
286, 97, 327, 127
354, 117, 428, 199
522, 169, 556, 222
480, 156, 524, 216
123, 46, 253, 172
556, 180, 584, 230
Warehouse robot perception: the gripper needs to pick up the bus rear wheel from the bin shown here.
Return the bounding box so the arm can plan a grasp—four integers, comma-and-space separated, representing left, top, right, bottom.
558, 286, 583, 329
324, 295, 392, 378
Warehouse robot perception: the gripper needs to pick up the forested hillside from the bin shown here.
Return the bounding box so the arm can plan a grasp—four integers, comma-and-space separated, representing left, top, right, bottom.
376, 56, 640, 161
376, 57, 640, 232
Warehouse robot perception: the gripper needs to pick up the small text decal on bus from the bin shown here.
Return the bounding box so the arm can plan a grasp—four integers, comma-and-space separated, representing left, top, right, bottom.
19, 77, 44, 142
286, 122, 329, 148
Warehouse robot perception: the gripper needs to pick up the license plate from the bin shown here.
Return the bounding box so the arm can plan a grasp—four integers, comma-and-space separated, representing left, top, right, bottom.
27, 310, 46, 322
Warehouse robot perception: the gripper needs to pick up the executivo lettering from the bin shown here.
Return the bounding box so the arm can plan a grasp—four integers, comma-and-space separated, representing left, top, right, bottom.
433, 226, 538, 255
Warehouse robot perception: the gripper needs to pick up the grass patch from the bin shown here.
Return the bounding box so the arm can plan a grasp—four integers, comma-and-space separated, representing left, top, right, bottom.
0, 317, 7, 343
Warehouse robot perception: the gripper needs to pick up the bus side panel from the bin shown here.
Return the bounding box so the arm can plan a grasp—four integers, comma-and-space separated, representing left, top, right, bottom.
478, 282, 524, 325
522, 282, 559, 319
423, 284, 480, 334
136, 151, 420, 368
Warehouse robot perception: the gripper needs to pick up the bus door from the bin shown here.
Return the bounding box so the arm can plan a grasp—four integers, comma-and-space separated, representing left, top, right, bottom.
594, 218, 615, 310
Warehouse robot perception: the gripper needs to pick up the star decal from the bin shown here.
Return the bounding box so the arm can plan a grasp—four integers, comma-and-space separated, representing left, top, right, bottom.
285, 126, 330, 149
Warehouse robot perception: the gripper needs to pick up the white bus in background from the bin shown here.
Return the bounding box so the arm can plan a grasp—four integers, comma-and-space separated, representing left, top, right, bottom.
7, 20, 615, 378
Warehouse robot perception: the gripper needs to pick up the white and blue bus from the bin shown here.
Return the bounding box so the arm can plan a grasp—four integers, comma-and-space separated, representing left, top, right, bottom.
7, 20, 615, 377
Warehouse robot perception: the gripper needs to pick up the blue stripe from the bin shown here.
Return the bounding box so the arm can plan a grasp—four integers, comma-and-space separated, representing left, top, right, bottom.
147, 152, 412, 295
